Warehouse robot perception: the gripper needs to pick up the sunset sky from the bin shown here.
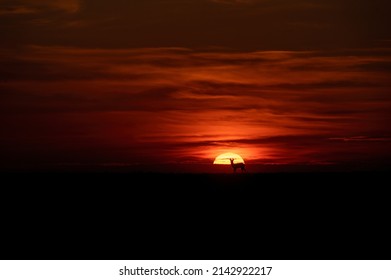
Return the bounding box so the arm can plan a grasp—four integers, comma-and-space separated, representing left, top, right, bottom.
1, 0, 391, 171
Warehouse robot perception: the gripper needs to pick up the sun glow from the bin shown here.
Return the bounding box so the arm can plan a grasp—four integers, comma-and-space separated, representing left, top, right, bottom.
213, 153, 245, 165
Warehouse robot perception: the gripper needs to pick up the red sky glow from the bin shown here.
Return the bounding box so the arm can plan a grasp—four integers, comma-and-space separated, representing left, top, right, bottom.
1, 0, 391, 171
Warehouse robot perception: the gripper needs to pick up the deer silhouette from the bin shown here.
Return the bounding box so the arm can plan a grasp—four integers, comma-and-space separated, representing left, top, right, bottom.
229, 158, 246, 173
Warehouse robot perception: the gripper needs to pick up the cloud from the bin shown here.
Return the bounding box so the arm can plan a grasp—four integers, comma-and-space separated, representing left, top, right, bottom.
0, 5, 37, 15
0, 45, 390, 166
0, 0, 80, 14
30, 0, 80, 12
210, 0, 258, 4
329, 136, 391, 142
1, 0, 391, 52
1, 46, 390, 122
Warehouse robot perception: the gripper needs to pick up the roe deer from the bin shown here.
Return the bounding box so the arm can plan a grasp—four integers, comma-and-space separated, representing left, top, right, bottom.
229, 158, 246, 173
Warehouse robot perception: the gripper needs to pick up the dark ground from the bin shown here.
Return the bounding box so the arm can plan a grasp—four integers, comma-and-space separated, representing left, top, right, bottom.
1, 172, 390, 260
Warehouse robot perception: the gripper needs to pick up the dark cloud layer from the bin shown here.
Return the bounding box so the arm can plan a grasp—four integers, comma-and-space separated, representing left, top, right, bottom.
1, 0, 391, 50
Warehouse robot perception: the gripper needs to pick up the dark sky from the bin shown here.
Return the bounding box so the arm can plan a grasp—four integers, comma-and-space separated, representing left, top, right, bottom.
1, 0, 391, 171
2, 0, 391, 50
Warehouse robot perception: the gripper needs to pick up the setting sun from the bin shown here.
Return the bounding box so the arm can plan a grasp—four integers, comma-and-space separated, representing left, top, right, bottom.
213, 153, 245, 165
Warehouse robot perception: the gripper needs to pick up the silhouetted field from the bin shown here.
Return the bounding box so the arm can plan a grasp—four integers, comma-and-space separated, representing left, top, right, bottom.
1, 171, 389, 260
3, 170, 388, 188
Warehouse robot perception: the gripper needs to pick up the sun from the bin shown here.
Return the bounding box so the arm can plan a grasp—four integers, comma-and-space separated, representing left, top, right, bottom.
213, 152, 245, 165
